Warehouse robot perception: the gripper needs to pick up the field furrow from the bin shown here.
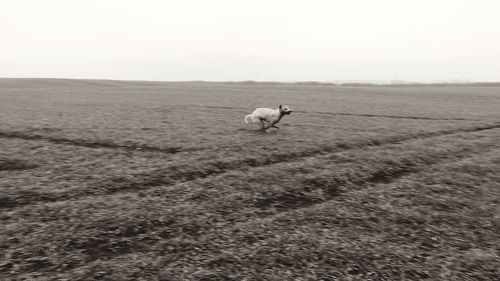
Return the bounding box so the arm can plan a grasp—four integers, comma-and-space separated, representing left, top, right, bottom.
298, 111, 478, 121
0, 130, 190, 154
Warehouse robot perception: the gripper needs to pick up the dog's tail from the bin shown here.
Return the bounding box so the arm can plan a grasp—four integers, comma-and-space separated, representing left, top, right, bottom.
244, 114, 252, 124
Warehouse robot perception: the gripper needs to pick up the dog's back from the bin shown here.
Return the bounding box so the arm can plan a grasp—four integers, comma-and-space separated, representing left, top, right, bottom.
254, 108, 278, 119
245, 108, 277, 123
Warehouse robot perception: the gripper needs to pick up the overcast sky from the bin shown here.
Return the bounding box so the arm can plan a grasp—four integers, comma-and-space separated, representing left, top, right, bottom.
1, 0, 499, 82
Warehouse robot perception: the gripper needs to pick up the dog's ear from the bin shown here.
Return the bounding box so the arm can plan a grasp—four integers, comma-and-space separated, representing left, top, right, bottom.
279, 105, 282, 109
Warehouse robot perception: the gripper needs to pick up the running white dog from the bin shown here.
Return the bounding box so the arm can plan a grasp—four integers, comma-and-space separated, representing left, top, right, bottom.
245, 105, 292, 130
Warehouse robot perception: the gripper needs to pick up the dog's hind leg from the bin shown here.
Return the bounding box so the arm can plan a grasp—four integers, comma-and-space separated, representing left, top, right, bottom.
259, 119, 268, 130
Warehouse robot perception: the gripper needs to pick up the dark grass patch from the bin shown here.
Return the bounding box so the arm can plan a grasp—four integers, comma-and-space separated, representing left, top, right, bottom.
0, 158, 38, 171
0, 197, 19, 208
368, 166, 417, 184
254, 192, 323, 210
23, 258, 54, 272
0, 261, 14, 273
255, 163, 419, 212
58, 218, 176, 260
0, 191, 59, 210
302, 178, 345, 196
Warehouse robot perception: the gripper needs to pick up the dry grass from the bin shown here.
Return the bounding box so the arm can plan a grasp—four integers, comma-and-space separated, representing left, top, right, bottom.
1, 79, 499, 280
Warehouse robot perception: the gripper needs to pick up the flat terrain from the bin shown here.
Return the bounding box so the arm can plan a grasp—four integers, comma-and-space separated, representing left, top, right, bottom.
1, 78, 499, 280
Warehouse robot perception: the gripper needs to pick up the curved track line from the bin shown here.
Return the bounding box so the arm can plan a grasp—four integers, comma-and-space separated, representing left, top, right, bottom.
0, 131, 190, 154
295, 110, 478, 121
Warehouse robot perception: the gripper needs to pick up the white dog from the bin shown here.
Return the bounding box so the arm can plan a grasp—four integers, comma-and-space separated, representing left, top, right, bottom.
245, 105, 292, 130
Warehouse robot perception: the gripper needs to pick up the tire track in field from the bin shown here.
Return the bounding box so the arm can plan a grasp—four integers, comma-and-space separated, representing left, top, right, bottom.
0, 131, 189, 154
1, 122, 499, 210
51, 139, 500, 275
296, 110, 477, 121
188, 105, 476, 121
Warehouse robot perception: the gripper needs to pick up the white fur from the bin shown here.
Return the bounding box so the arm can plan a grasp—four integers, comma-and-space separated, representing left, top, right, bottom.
245, 105, 292, 130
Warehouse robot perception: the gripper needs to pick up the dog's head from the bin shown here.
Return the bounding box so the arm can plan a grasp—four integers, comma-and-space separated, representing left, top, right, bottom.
279, 105, 292, 115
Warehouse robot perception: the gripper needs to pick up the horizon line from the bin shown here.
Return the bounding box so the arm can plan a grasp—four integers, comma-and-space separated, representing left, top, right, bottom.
1, 77, 500, 86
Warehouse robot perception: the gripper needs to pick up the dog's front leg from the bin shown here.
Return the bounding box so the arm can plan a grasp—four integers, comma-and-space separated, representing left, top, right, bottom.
268, 121, 279, 129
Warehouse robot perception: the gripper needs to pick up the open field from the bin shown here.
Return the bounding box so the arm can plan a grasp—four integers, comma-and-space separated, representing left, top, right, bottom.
1, 78, 499, 280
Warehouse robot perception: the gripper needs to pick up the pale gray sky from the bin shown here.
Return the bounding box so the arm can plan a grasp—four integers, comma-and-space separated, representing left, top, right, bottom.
1, 0, 499, 81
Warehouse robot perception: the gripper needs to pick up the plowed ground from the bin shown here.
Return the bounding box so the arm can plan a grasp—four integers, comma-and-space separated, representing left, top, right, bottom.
1, 79, 499, 280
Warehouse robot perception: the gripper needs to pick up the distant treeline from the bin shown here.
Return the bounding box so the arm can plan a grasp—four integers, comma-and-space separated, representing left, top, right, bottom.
339, 82, 500, 87
218, 80, 500, 87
